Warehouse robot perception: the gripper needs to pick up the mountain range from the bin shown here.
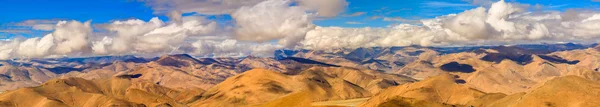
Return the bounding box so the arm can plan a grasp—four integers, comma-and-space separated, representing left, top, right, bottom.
0, 43, 599, 107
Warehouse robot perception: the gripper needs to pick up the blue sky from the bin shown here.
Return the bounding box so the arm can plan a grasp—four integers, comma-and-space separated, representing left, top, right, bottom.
1, 0, 600, 58
0, 0, 156, 24
315, 0, 600, 27
0, 0, 599, 38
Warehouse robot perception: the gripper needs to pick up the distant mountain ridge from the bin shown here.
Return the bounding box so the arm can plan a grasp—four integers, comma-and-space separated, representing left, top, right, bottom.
275, 43, 594, 72
0, 43, 600, 107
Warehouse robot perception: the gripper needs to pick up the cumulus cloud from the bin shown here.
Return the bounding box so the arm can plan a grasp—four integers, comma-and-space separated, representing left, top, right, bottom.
52, 21, 93, 54
100, 18, 164, 54
95, 16, 217, 55
0, 40, 20, 59
0, 20, 92, 59
5, 0, 600, 59
16, 34, 55, 57
301, 25, 446, 49
299, 0, 600, 49
442, 7, 495, 40
191, 39, 282, 57
232, 0, 315, 48
0, 15, 221, 59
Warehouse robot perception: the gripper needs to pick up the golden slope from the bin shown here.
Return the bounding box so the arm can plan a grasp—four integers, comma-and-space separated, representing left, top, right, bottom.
484, 76, 600, 107
301, 67, 416, 94
372, 96, 455, 107
397, 49, 600, 95
357, 75, 600, 107
189, 68, 374, 107
358, 74, 489, 107
0, 75, 202, 107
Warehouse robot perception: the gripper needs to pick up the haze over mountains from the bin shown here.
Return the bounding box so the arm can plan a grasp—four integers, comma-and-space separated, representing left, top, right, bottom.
0, 43, 599, 107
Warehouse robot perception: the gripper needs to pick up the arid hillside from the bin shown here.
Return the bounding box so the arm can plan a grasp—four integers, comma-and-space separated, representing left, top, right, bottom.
0, 44, 599, 107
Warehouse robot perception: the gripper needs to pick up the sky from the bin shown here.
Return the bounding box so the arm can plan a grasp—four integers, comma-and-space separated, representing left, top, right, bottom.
2, 0, 597, 28
0, 0, 600, 59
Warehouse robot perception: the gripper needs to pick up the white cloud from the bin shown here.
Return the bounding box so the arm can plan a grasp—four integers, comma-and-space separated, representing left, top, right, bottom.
0, 20, 93, 59
0, 40, 20, 59
0, 15, 220, 59
52, 21, 93, 54
97, 16, 217, 55
16, 34, 55, 57
5, 0, 600, 59
91, 36, 113, 55
192, 39, 282, 57
232, 0, 315, 48
442, 7, 494, 40
299, 0, 600, 49
301, 24, 448, 50
582, 14, 600, 22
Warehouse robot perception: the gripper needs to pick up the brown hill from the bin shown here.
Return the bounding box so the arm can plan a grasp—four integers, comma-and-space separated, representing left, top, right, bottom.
472, 76, 600, 107
189, 68, 370, 107
188, 67, 415, 107
302, 67, 416, 94
14, 54, 348, 94
117, 54, 345, 90
395, 49, 600, 95
357, 75, 600, 107
368, 96, 455, 107
281, 47, 439, 73
0, 60, 141, 92
0, 64, 58, 92
358, 74, 488, 107
0, 74, 203, 107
